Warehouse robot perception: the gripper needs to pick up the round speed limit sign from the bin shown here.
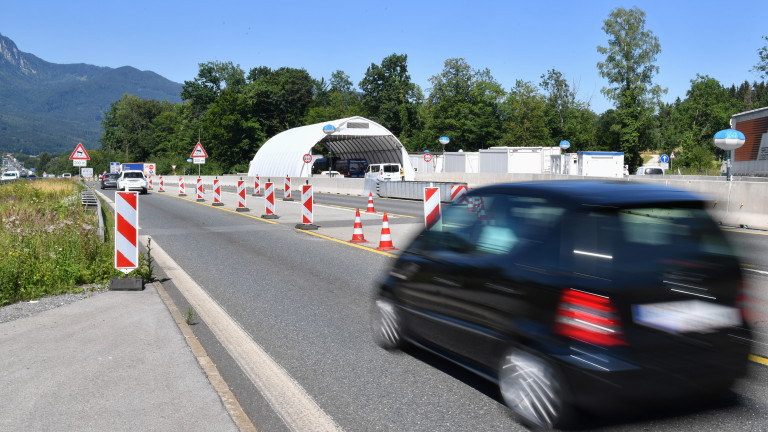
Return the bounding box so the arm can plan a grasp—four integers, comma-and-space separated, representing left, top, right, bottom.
303, 153, 312, 164
424, 153, 433, 163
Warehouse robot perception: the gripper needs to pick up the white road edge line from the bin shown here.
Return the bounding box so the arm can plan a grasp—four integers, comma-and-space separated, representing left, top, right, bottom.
744, 268, 768, 275
141, 235, 343, 432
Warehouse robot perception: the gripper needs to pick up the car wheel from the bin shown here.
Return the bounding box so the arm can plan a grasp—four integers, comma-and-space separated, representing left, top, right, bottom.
370, 297, 403, 350
499, 349, 573, 429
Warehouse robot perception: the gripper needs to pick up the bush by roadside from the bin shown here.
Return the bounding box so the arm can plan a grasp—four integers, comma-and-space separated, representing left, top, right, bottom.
0, 180, 119, 306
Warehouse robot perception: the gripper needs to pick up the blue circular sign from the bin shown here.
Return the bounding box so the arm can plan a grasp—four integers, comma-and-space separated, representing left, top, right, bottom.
439, 136, 450, 145
186, 158, 193, 163
660, 154, 670, 163
559, 140, 571, 150
322, 124, 337, 135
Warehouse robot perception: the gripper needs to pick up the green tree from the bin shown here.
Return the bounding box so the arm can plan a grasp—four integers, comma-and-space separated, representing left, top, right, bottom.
359, 53, 422, 139
201, 89, 265, 173
597, 7, 666, 170
100, 94, 175, 161
181, 62, 246, 115
499, 80, 550, 147
305, 70, 362, 124
752, 36, 768, 79
418, 58, 504, 151
246, 66, 315, 138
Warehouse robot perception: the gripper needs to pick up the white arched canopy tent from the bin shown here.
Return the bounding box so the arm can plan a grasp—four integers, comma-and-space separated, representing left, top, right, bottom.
247, 116, 415, 180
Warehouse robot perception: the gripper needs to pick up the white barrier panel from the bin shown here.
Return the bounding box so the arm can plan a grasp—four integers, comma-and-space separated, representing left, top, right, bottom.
301, 185, 313, 224
115, 192, 139, 273
196, 177, 204, 202
213, 178, 223, 206
236, 179, 249, 212
424, 187, 442, 231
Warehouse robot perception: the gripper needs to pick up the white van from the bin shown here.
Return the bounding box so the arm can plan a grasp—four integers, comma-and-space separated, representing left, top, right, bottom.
366, 163, 403, 181
635, 166, 665, 175
1, 171, 20, 181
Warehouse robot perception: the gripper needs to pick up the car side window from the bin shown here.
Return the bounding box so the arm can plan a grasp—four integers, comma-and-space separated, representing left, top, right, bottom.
408, 194, 564, 258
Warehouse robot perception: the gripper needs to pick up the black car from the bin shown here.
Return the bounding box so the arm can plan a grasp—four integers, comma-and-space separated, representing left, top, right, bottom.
371, 180, 751, 429
101, 172, 119, 189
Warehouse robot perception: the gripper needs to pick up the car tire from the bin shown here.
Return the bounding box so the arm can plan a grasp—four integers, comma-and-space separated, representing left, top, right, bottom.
370, 297, 403, 350
499, 348, 574, 430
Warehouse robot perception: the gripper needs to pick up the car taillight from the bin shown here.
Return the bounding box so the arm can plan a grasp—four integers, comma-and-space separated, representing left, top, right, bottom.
554, 289, 627, 346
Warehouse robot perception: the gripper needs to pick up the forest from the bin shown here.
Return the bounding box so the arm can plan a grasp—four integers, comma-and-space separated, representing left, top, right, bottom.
24, 7, 768, 177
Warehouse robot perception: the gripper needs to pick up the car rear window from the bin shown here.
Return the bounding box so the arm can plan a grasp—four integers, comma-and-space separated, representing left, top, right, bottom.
570, 204, 735, 275
124, 172, 144, 179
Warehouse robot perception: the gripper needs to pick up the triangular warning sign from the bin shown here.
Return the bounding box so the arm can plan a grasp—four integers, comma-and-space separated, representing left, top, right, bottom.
69, 143, 90, 160
190, 141, 209, 158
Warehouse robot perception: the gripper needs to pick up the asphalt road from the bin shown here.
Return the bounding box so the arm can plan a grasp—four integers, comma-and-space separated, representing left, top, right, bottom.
98, 186, 768, 431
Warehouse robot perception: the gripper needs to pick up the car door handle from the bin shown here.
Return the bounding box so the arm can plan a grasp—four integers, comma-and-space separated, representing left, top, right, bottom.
433, 277, 461, 288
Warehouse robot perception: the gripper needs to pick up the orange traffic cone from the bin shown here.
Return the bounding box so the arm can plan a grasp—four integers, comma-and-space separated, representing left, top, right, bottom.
349, 209, 368, 243
365, 192, 376, 213
376, 213, 398, 251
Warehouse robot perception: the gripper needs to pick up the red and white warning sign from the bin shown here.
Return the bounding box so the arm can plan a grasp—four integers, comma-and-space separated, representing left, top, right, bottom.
190, 141, 209, 158
115, 192, 139, 273
69, 143, 91, 160
424, 187, 442, 231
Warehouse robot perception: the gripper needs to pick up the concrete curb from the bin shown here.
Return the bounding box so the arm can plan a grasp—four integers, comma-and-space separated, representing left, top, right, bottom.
154, 281, 257, 432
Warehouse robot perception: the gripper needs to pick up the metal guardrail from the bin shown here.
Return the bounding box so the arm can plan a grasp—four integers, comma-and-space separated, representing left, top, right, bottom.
81, 188, 105, 242
376, 180, 468, 202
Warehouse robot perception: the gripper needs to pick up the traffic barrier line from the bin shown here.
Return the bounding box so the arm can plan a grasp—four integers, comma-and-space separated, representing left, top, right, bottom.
296, 229, 398, 258
158, 192, 280, 224
750, 354, 768, 366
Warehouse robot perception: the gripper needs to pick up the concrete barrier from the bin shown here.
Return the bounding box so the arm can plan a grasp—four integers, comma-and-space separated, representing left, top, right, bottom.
160, 173, 768, 230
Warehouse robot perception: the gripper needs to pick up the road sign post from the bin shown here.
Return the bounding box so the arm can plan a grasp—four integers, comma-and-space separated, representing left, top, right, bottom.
69, 143, 90, 167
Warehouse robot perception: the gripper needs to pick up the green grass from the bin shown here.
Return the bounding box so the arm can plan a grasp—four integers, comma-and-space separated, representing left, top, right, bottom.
0, 180, 120, 305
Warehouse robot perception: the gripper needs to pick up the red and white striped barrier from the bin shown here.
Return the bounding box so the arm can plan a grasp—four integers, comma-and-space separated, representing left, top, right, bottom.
148, 175, 153, 190
365, 192, 376, 213
236, 179, 249, 212
295, 184, 318, 230
179, 177, 186, 196
301, 185, 313, 224
252, 176, 261, 196
349, 209, 367, 243
376, 213, 398, 251
262, 182, 279, 219
284, 176, 293, 201
424, 187, 442, 231
450, 184, 468, 202
158, 176, 165, 193
115, 192, 139, 273
196, 177, 204, 202
212, 178, 224, 206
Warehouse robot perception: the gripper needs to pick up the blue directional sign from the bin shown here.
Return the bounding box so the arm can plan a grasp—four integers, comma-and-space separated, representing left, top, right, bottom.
660, 154, 670, 163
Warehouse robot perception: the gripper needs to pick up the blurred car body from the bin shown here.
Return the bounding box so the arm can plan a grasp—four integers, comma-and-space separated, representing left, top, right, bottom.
116, 170, 148, 194
101, 172, 119, 189
372, 180, 751, 429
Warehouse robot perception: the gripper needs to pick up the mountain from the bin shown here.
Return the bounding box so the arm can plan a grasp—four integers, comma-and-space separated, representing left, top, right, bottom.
0, 33, 183, 154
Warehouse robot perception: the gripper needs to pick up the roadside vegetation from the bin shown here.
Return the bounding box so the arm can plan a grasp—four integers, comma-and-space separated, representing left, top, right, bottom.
0, 180, 119, 306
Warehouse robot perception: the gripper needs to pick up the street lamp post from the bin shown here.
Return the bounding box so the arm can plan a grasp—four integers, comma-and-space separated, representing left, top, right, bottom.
713, 129, 746, 181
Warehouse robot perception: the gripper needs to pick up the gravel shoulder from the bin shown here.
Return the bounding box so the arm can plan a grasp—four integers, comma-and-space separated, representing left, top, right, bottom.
0, 285, 109, 324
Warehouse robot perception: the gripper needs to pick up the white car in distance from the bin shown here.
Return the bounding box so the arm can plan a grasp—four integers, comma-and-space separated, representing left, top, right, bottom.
117, 170, 149, 194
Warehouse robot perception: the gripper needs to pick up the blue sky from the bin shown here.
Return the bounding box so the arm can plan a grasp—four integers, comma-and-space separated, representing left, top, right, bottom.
2, 0, 767, 114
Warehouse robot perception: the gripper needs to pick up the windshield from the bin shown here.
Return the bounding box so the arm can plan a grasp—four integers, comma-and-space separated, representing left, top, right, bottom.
123, 172, 144, 179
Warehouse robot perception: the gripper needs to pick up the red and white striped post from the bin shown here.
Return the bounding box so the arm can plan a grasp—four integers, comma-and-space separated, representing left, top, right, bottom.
196, 177, 204, 202
212, 177, 224, 206
158, 176, 165, 193
295, 184, 317, 230
283, 176, 293, 201
178, 177, 186, 196
252, 176, 261, 196
424, 187, 442, 231
236, 178, 249, 212
450, 184, 468, 202
261, 182, 279, 219
115, 192, 138, 273
147, 175, 153, 191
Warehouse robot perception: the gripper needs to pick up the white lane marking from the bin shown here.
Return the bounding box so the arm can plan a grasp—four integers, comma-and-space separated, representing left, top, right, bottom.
142, 235, 343, 432
744, 268, 768, 276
